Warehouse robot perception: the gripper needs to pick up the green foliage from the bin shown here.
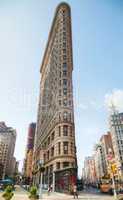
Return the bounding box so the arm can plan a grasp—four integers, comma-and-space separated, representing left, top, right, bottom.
29, 186, 38, 199
118, 195, 123, 200
2, 186, 14, 200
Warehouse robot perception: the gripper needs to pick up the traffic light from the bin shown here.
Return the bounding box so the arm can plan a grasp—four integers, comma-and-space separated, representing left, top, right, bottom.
111, 164, 117, 174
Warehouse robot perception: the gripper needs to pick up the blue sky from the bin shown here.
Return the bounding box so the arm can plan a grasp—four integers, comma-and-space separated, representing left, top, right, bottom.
0, 0, 123, 176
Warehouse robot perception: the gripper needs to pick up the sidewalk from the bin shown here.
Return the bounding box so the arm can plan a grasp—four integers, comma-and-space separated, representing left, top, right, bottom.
42, 192, 72, 199
0, 192, 72, 200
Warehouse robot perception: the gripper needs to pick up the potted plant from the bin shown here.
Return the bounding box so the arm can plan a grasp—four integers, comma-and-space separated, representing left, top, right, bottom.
118, 194, 123, 200
2, 185, 14, 200
29, 186, 38, 200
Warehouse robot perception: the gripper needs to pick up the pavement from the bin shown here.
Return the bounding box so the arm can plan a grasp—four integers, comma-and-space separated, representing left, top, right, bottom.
0, 185, 117, 200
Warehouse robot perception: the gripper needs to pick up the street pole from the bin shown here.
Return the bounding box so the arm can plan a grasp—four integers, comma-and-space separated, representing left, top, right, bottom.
112, 174, 118, 200
39, 172, 43, 199
53, 172, 55, 192
107, 148, 118, 200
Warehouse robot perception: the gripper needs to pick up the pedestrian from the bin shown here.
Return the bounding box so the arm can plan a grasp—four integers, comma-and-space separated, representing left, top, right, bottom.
50, 184, 53, 192
73, 184, 78, 199
47, 184, 52, 195
47, 185, 50, 195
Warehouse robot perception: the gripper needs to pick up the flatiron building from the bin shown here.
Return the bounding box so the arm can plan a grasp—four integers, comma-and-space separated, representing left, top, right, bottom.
33, 3, 77, 191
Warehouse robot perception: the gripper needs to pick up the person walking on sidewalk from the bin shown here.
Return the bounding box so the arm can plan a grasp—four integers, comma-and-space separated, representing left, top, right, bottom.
47, 184, 52, 195
73, 184, 78, 199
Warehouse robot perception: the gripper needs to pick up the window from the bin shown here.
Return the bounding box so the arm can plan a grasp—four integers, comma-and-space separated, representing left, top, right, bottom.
63, 142, 68, 154
63, 70, 67, 76
59, 113, 61, 121
63, 48, 66, 53
57, 162, 60, 170
51, 146, 54, 157
69, 113, 72, 121
63, 112, 68, 121
63, 24, 66, 29
63, 125, 68, 136
70, 126, 72, 137
63, 32, 66, 36
63, 79, 67, 86
58, 142, 61, 154
69, 101, 71, 106
48, 137, 50, 145
63, 42, 66, 47
59, 80, 61, 86
63, 88, 67, 95
71, 142, 73, 154
63, 55, 66, 60
71, 162, 75, 167
59, 100, 61, 106
44, 142, 47, 148
63, 162, 69, 168
63, 36, 66, 41
47, 151, 49, 160
63, 99, 67, 106
44, 154, 46, 162
59, 71, 62, 78
51, 132, 55, 141
63, 63, 67, 68
49, 165, 53, 173
58, 126, 61, 137
59, 90, 61, 96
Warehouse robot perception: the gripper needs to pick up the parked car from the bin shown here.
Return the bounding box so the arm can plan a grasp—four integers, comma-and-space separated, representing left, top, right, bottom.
0, 179, 15, 190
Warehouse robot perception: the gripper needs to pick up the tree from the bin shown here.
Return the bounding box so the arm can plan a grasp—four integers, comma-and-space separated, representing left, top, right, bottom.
29, 186, 38, 200
2, 186, 14, 200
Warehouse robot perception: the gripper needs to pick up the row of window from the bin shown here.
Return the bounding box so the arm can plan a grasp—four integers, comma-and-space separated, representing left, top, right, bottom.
55, 42, 67, 50
0, 144, 8, 147
50, 39, 68, 63
58, 112, 72, 122
119, 150, 123, 155
0, 152, 7, 156
60, 141, 74, 155
59, 79, 68, 87
58, 125, 73, 137
112, 115, 123, 121
56, 161, 70, 169
40, 112, 72, 143
59, 70, 67, 78
59, 8, 68, 16
59, 88, 68, 96
45, 162, 74, 174
59, 99, 71, 107
57, 32, 67, 40
116, 135, 123, 141
57, 19, 67, 28
117, 140, 123, 145
44, 141, 74, 162
44, 125, 73, 148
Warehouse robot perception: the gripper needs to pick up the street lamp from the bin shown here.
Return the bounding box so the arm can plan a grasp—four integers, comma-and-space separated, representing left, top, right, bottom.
38, 160, 45, 199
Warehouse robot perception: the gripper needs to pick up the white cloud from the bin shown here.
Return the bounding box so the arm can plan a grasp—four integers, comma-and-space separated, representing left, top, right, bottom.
105, 89, 123, 112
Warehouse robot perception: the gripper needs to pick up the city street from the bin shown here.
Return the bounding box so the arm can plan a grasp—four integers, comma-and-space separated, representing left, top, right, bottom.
0, 186, 114, 200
